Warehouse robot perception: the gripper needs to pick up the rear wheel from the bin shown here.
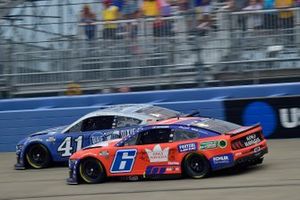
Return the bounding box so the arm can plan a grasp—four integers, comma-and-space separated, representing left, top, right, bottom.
183, 153, 210, 179
79, 158, 106, 184
25, 144, 51, 169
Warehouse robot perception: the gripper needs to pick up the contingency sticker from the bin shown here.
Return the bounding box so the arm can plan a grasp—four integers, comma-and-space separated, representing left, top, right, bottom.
145, 144, 169, 162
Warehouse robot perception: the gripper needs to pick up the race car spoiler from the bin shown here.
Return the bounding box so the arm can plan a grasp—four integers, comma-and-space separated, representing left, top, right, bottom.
226, 123, 261, 136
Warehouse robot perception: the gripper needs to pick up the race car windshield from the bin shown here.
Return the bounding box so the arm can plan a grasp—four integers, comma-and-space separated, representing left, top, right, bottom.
192, 119, 241, 134
136, 106, 181, 120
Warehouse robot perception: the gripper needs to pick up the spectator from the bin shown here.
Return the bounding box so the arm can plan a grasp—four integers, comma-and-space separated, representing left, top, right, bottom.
158, 0, 172, 17
243, 0, 263, 30
275, 0, 294, 42
264, 0, 275, 9
102, 0, 120, 39
80, 5, 97, 40
223, 0, 235, 11
118, 86, 131, 93
263, 0, 276, 29
122, 0, 139, 38
101, 88, 114, 93
177, 0, 189, 12
234, 0, 248, 11
66, 82, 82, 96
152, 0, 174, 37
234, 0, 248, 31
122, 0, 139, 19
141, 0, 160, 17
196, 0, 212, 35
113, 0, 124, 11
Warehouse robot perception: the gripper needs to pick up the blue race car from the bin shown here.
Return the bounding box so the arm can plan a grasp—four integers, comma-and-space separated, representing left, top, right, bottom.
15, 104, 182, 169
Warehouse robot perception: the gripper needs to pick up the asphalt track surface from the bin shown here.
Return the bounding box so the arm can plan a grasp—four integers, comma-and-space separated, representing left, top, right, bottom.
0, 139, 300, 200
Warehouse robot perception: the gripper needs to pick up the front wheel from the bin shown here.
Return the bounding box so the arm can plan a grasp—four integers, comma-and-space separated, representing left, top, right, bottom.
183, 153, 210, 179
25, 144, 51, 169
79, 158, 106, 184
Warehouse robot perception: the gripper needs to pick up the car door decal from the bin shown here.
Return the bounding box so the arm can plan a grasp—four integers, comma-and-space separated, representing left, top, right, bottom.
110, 149, 137, 173
57, 136, 83, 157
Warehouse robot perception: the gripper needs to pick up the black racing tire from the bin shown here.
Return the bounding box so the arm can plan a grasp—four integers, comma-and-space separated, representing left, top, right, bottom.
25, 144, 51, 169
183, 153, 210, 179
79, 158, 106, 184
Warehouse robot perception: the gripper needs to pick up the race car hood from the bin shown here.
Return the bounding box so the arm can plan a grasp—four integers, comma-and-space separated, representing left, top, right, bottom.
83, 139, 121, 150
29, 125, 68, 137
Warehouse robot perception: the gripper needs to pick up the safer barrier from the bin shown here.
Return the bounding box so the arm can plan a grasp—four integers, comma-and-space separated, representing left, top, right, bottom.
0, 82, 300, 152
225, 95, 300, 139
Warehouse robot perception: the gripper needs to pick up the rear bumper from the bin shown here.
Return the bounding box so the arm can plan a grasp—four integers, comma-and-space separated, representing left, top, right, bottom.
235, 147, 268, 166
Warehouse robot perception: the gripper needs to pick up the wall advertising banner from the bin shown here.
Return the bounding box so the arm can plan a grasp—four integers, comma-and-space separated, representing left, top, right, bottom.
224, 96, 300, 138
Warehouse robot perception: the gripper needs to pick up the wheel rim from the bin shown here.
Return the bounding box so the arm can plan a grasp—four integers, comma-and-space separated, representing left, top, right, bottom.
81, 160, 102, 182
27, 145, 48, 167
189, 156, 205, 173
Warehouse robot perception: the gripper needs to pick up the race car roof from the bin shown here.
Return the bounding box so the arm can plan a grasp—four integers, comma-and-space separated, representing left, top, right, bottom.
94, 104, 152, 114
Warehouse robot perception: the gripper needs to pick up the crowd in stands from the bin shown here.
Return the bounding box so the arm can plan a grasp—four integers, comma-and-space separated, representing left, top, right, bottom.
80, 0, 214, 40
80, 0, 300, 40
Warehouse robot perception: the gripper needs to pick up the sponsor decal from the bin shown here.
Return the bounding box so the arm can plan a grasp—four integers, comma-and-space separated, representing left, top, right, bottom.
127, 176, 139, 181
178, 142, 197, 153
145, 144, 169, 162
168, 161, 180, 165
91, 128, 136, 144
99, 150, 109, 157
145, 166, 166, 175
244, 134, 261, 147
46, 136, 56, 142
200, 141, 218, 150
166, 166, 180, 172
145, 165, 180, 175
218, 140, 227, 148
212, 154, 234, 165
253, 146, 261, 153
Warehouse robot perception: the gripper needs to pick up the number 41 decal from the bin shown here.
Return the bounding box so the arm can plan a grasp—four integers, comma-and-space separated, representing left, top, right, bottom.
58, 136, 83, 157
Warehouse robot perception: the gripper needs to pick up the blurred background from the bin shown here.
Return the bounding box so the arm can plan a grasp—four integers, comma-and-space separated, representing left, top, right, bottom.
1, 0, 299, 98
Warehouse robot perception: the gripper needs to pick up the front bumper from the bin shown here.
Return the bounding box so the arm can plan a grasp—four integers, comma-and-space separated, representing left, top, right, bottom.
66, 159, 80, 185
14, 163, 26, 170
67, 176, 79, 185
14, 150, 26, 170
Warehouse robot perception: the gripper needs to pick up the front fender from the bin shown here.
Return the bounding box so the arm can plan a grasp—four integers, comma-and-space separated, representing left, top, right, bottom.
15, 139, 52, 169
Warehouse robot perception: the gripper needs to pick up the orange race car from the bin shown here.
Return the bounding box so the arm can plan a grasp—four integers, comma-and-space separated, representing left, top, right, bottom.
67, 117, 268, 184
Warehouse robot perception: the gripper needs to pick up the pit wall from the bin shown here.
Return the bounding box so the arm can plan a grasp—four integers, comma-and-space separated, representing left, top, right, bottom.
0, 82, 299, 151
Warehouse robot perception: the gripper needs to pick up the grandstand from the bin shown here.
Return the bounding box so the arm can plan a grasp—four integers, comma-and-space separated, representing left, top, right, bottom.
1, 1, 300, 98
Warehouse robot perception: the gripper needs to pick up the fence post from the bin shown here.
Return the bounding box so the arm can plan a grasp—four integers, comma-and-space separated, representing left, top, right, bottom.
296, 8, 300, 48
4, 40, 14, 98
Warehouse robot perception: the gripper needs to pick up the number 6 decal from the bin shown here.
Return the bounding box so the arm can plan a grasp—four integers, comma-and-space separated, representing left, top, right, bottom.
110, 149, 137, 173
